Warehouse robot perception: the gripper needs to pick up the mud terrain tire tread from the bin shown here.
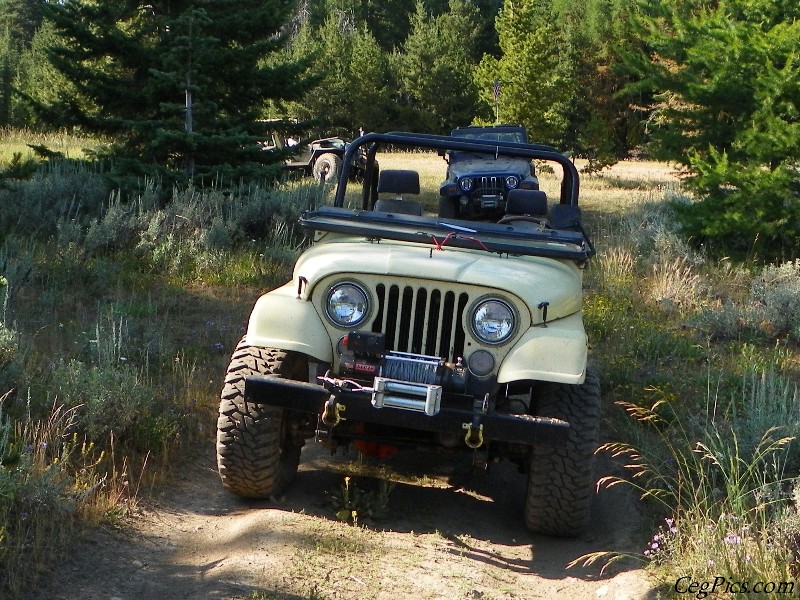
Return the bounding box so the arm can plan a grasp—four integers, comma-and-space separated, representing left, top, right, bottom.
216, 340, 305, 498
312, 153, 341, 183
524, 370, 600, 537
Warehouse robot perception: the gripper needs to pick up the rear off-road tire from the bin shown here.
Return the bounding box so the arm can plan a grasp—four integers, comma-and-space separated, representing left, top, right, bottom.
524, 370, 600, 537
216, 340, 307, 498
312, 153, 341, 183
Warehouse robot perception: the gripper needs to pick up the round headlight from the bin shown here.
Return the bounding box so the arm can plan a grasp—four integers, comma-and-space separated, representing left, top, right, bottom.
471, 299, 516, 344
325, 283, 369, 327
459, 178, 474, 192
505, 175, 520, 189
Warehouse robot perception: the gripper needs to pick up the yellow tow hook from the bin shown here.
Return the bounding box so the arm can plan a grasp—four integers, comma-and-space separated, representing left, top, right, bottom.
462, 422, 484, 449
321, 396, 346, 427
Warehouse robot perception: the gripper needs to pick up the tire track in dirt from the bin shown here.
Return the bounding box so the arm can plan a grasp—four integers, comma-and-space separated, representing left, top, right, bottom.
29, 441, 658, 600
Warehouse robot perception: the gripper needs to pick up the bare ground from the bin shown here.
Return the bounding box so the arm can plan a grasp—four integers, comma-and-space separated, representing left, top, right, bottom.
27, 437, 660, 600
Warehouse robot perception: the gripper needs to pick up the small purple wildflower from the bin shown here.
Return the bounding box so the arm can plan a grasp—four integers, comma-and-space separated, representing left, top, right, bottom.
665, 517, 678, 534
724, 533, 742, 545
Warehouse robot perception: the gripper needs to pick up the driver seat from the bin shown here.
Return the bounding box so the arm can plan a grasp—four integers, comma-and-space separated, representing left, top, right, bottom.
374, 170, 423, 216
504, 189, 548, 218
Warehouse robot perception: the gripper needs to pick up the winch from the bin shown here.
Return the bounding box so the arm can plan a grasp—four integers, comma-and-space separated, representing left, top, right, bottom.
337, 331, 467, 416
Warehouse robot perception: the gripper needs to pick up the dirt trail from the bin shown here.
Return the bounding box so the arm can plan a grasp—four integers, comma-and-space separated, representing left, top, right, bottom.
29, 441, 658, 600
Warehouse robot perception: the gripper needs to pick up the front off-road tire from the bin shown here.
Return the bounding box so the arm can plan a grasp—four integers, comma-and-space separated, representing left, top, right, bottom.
312, 153, 341, 183
524, 371, 600, 536
216, 340, 307, 498
438, 196, 458, 219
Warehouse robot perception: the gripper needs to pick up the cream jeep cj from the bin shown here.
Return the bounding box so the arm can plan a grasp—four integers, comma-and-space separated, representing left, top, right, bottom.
216, 132, 599, 536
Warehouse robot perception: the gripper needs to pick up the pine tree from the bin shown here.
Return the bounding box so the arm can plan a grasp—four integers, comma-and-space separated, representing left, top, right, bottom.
398, 0, 483, 134
474, 0, 573, 145
36, 0, 315, 182
630, 0, 800, 258
281, 9, 393, 136
0, 0, 47, 126
14, 21, 75, 128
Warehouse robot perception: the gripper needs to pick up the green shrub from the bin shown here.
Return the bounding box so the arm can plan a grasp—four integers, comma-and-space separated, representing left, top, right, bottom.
674, 150, 800, 260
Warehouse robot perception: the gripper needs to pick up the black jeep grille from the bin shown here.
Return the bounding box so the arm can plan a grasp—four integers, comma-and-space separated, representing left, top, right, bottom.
371, 284, 469, 362
476, 176, 504, 195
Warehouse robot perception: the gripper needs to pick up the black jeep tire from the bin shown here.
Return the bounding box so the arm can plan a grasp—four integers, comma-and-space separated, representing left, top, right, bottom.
312, 153, 341, 183
438, 196, 458, 219
524, 370, 600, 536
216, 340, 307, 498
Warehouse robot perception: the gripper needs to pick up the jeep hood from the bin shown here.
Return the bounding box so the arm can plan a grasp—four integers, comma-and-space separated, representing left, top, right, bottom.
293, 238, 582, 324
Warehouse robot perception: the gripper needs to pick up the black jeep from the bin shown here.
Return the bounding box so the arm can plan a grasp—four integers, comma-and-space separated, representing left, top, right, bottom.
438, 125, 545, 221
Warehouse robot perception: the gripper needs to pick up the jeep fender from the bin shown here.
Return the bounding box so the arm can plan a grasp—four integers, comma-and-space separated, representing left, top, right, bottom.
245, 282, 333, 362
497, 312, 587, 385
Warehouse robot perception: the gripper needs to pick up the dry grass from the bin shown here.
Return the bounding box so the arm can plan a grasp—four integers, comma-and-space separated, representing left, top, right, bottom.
0, 127, 99, 161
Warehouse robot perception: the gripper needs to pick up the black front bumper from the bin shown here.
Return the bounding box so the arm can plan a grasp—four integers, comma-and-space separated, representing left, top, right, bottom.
245, 375, 569, 447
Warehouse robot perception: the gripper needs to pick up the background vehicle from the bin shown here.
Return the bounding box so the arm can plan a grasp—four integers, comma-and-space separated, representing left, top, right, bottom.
439, 125, 542, 220
262, 132, 370, 183
216, 132, 599, 536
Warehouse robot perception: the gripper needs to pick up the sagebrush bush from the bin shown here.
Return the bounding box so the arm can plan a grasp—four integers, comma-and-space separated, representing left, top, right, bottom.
749, 260, 800, 337
690, 259, 800, 341
51, 359, 154, 446
617, 198, 701, 266
0, 160, 109, 237
733, 370, 800, 472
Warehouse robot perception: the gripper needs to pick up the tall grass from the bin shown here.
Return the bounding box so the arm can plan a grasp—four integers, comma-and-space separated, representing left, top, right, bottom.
1, 400, 88, 594
0, 127, 99, 161
577, 371, 799, 594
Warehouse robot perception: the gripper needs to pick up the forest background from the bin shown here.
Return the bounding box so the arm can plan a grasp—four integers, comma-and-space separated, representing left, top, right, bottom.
1, 0, 799, 257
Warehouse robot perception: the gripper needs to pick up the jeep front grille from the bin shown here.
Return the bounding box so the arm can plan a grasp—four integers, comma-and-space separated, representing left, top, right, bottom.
371, 284, 469, 362
477, 176, 504, 195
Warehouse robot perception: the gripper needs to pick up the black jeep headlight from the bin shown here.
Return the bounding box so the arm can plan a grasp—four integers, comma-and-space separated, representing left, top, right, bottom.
325, 282, 369, 327
459, 177, 474, 192
505, 175, 520, 189
470, 298, 516, 344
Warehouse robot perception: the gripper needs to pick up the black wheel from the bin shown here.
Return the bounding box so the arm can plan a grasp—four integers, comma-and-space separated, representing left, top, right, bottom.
312, 153, 341, 183
524, 370, 600, 536
438, 196, 458, 218
216, 339, 307, 498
